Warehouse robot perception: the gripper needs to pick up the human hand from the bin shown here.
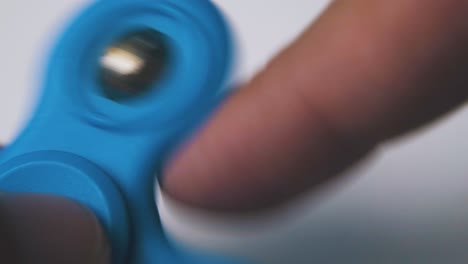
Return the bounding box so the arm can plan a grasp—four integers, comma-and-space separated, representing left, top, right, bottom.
2, 1, 468, 263
164, 0, 468, 212
0, 193, 109, 264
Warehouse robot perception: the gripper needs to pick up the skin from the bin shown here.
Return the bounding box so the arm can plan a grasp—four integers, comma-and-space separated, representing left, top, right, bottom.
0, 194, 109, 264
1, 0, 468, 262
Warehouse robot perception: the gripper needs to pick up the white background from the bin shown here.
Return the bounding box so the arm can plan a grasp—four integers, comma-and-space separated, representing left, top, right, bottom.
1, 1, 468, 263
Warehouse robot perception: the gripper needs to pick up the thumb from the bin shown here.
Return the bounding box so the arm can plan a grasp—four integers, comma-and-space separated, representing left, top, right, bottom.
0, 194, 109, 264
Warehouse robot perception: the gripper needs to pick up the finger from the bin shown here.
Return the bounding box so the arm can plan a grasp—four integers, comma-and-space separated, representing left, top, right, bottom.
164, 0, 468, 212
0, 194, 110, 264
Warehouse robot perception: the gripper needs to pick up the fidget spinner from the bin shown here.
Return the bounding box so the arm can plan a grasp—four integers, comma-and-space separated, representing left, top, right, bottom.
0, 1, 246, 263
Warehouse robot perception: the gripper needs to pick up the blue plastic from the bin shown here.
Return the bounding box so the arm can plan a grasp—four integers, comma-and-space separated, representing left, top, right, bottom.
0, 0, 248, 263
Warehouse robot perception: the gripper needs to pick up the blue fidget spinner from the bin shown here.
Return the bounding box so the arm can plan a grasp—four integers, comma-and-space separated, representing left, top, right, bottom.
0, 0, 246, 263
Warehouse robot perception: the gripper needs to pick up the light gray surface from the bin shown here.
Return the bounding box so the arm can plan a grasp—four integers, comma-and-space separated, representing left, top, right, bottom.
1, 1, 468, 263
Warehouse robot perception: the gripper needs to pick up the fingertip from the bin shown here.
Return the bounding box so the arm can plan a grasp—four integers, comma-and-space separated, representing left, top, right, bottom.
0, 194, 110, 264
164, 0, 468, 215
